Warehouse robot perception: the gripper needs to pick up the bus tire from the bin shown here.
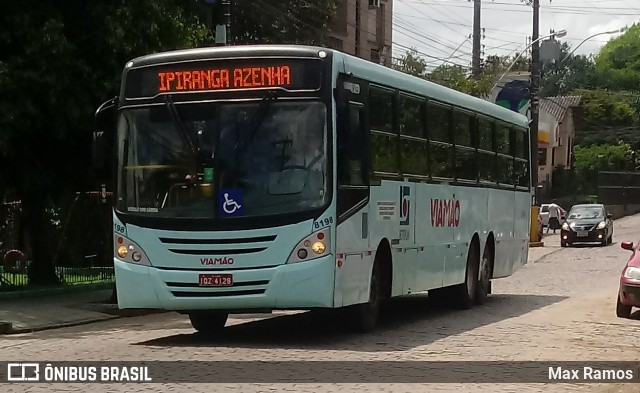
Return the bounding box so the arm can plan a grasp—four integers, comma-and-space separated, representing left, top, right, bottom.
475, 243, 493, 305
351, 258, 382, 333
452, 242, 479, 310
188, 311, 228, 334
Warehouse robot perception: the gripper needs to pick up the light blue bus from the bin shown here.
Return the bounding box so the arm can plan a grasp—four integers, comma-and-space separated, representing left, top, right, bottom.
92, 45, 531, 333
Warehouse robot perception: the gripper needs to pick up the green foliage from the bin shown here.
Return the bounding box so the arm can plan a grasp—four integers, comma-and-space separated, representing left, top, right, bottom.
595, 23, 640, 91
231, 0, 338, 45
541, 42, 597, 97
0, 0, 209, 284
393, 49, 493, 97
574, 143, 634, 172
392, 49, 428, 78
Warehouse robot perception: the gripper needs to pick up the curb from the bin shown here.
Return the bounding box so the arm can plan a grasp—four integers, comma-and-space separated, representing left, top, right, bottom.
6, 315, 119, 334
3, 309, 168, 335
0, 282, 114, 301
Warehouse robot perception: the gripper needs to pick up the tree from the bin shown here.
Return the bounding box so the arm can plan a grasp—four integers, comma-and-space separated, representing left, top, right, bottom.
540, 42, 597, 97
595, 23, 640, 91
0, 0, 209, 285
231, 0, 338, 45
392, 49, 429, 78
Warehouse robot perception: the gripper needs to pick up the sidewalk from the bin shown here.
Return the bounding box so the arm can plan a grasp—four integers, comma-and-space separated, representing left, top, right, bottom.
0, 288, 163, 334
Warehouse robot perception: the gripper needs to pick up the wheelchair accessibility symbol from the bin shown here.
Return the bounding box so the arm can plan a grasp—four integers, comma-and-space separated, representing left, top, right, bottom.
219, 189, 244, 216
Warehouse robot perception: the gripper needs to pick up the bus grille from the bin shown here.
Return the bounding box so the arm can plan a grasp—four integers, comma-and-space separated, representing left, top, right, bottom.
171, 289, 266, 298
159, 235, 277, 255
165, 279, 269, 298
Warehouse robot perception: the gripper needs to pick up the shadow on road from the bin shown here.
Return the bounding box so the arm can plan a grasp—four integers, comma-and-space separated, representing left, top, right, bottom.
133, 293, 567, 352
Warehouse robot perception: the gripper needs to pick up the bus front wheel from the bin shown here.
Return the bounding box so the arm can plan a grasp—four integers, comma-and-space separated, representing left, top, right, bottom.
350, 259, 382, 333
188, 311, 229, 334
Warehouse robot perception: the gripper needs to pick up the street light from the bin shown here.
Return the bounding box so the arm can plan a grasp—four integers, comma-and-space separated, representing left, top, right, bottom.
491, 29, 567, 91
559, 27, 626, 63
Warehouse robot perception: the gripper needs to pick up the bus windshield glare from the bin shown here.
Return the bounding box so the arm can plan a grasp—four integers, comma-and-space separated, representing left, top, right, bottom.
116, 100, 328, 218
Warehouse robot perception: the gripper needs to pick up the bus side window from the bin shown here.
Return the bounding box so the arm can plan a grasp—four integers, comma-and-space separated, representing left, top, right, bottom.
337, 104, 369, 219
338, 105, 367, 186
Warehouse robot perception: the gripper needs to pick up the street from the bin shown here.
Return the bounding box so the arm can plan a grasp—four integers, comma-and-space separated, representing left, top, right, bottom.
3, 215, 640, 393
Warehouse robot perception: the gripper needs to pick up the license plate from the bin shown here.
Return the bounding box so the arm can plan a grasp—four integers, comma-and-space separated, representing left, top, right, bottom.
577, 231, 588, 237
198, 274, 233, 287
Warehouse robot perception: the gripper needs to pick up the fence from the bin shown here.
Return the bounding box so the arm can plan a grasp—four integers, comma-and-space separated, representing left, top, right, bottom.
0, 191, 115, 291
597, 171, 640, 205
597, 171, 640, 218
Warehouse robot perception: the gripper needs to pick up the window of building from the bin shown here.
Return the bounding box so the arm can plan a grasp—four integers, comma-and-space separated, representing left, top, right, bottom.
538, 148, 547, 166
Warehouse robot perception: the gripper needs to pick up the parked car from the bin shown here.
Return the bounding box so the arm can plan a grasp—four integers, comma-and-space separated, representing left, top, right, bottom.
616, 240, 640, 318
560, 203, 613, 247
539, 203, 566, 227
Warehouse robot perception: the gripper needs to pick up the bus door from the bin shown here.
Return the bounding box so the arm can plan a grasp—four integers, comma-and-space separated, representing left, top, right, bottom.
335, 76, 371, 307
396, 182, 418, 294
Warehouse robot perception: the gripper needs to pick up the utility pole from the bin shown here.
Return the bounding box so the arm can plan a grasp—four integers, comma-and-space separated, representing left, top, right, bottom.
530, 0, 540, 205
205, 0, 231, 45
472, 0, 482, 78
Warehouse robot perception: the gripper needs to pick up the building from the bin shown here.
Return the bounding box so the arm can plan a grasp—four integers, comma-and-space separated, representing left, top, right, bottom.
537, 96, 582, 193
487, 73, 582, 194
328, 0, 393, 67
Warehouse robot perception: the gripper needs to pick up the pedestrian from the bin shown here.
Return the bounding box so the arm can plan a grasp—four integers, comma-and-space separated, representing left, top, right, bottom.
547, 200, 562, 234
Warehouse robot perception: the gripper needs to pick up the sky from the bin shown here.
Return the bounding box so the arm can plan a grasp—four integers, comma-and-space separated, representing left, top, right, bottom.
392, 0, 639, 70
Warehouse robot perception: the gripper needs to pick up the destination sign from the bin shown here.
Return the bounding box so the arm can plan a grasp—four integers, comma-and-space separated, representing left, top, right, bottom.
124, 58, 322, 99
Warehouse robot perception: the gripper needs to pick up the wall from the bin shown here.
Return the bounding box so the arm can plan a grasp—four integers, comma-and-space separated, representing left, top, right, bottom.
328, 0, 393, 66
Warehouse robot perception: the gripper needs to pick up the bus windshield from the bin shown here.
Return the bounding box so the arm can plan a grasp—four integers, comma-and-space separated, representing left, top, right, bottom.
116, 99, 328, 219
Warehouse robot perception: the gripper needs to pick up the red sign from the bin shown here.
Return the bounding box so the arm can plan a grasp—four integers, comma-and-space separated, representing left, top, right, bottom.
430, 199, 461, 228
158, 65, 292, 92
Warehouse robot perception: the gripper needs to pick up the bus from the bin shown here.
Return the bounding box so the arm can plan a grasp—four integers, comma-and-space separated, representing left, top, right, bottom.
92, 45, 531, 333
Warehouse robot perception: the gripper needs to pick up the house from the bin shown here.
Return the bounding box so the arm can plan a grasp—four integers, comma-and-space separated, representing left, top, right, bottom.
537, 96, 582, 194
327, 0, 393, 67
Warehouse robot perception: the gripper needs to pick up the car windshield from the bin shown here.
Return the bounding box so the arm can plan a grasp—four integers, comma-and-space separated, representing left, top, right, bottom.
541, 205, 549, 213
116, 100, 328, 219
568, 207, 603, 220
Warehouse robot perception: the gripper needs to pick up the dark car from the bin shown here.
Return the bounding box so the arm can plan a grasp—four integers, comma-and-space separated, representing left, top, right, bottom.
560, 203, 613, 247
617, 240, 640, 318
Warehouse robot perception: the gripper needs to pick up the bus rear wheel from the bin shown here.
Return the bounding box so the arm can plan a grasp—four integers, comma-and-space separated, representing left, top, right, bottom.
452, 243, 479, 309
475, 247, 492, 305
188, 311, 228, 334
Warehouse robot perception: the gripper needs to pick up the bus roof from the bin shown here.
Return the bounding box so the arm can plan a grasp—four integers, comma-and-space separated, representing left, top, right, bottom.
333, 50, 529, 128
125, 45, 529, 128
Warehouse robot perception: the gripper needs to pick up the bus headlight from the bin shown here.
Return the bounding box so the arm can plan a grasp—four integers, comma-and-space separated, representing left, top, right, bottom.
114, 234, 151, 266
287, 227, 331, 263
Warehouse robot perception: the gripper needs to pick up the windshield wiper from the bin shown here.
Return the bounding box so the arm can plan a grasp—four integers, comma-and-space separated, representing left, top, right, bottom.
164, 95, 196, 156
234, 91, 278, 152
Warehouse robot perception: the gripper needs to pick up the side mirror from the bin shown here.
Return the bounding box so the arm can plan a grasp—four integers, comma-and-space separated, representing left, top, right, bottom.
607, 213, 613, 219
621, 241, 634, 251
92, 97, 117, 171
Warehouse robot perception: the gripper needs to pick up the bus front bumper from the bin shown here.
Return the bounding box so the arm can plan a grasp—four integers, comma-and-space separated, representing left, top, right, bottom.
114, 256, 335, 311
